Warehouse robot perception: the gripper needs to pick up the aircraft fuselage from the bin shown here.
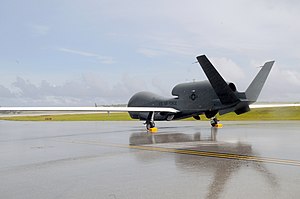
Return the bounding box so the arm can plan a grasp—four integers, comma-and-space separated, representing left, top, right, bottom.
128, 80, 246, 121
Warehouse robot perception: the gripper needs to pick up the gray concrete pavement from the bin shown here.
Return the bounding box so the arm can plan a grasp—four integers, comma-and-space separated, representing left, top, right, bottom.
1, 121, 300, 199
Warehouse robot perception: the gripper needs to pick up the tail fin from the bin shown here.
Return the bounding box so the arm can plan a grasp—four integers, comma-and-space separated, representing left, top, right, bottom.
245, 61, 274, 103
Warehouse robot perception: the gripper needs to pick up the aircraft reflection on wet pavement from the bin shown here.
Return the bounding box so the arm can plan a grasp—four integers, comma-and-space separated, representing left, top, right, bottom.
129, 128, 278, 199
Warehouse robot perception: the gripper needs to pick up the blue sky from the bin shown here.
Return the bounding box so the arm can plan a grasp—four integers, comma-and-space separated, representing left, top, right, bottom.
1, 0, 300, 106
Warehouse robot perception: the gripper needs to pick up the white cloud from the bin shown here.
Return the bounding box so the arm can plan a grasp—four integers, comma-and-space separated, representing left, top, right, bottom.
210, 57, 246, 84
59, 48, 99, 57
0, 85, 14, 98
258, 66, 300, 102
135, 34, 199, 58
96, 0, 299, 62
137, 48, 165, 58
58, 48, 115, 64
0, 74, 150, 106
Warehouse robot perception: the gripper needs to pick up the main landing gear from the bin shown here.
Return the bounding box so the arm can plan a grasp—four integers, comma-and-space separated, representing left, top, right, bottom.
210, 117, 223, 128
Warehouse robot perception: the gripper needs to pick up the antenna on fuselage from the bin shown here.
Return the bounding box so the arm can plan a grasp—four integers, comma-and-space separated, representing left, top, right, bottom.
192, 60, 204, 74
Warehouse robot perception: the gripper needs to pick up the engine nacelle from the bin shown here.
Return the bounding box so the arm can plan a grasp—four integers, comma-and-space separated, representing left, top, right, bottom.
228, 82, 237, 92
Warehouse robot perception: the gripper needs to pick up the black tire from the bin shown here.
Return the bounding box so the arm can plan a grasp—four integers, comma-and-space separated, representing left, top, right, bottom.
146, 122, 155, 130
146, 123, 151, 130
150, 121, 155, 128
210, 118, 218, 127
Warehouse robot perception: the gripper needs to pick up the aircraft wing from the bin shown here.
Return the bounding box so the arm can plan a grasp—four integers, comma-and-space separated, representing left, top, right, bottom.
249, 103, 300, 108
0, 106, 179, 113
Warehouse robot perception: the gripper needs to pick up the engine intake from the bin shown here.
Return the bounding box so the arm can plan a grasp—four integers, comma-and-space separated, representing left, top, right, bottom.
228, 82, 237, 92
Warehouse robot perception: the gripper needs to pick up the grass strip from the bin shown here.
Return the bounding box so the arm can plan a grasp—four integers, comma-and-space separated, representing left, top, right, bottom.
0, 107, 299, 121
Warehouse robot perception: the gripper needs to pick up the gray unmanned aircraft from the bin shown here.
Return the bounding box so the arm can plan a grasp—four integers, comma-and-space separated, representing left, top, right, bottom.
127, 55, 275, 129
1, 55, 299, 130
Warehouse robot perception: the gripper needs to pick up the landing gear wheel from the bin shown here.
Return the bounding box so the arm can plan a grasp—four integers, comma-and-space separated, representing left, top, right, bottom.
146, 121, 155, 130
210, 117, 223, 128
210, 117, 219, 127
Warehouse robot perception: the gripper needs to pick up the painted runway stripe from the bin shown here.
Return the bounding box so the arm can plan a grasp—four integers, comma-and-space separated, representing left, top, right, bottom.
58, 139, 300, 167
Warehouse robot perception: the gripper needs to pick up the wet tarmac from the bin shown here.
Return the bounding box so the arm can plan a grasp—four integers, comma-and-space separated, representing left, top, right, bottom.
1, 120, 300, 199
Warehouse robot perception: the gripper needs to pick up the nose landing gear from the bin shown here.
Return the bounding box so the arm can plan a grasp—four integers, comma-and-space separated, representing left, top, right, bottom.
145, 121, 155, 130
145, 111, 158, 133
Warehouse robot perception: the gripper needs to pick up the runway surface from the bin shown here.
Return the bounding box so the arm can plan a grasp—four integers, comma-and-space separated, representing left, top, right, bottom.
1, 120, 300, 199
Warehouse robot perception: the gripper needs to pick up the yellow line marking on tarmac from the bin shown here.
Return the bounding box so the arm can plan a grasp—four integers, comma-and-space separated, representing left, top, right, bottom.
57, 139, 300, 167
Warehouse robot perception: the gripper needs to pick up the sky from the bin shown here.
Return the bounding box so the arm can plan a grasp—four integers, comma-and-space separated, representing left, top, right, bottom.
0, 0, 300, 106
